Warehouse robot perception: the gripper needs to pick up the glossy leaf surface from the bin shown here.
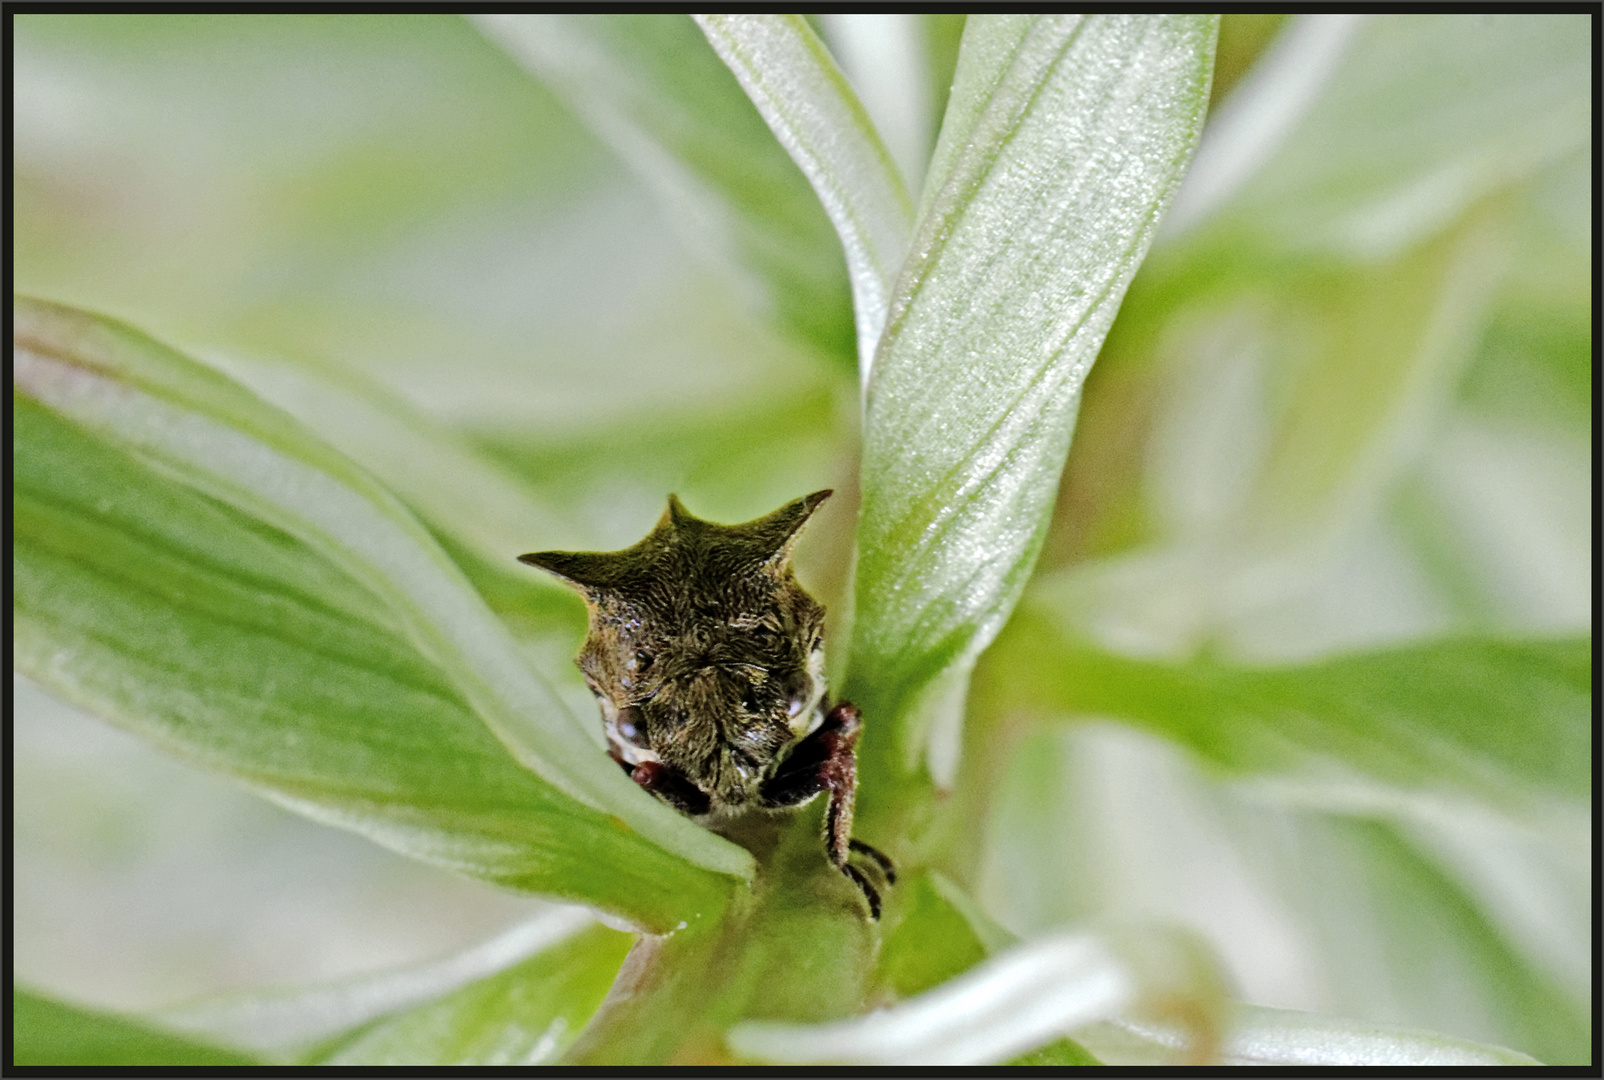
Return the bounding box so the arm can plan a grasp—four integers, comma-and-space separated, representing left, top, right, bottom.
14, 298, 747, 930
985, 610, 1589, 807
697, 14, 914, 383
844, 15, 1219, 781
477, 13, 856, 367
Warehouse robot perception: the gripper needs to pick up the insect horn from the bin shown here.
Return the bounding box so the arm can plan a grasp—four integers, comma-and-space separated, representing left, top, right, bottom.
744, 488, 833, 565
516, 549, 624, 592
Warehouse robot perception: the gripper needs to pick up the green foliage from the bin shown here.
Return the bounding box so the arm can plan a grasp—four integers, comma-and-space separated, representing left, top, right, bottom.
12, 12, 1587, 1067
847, 18, 1215, 778
13, 990, 260, 1067
15, 299, 747, 930
311, 925, 635, 1065
478, 14, 858, 368
875, 873, 990, 999
1008, 1038, 1106, 1067
984, 613, 1588, 807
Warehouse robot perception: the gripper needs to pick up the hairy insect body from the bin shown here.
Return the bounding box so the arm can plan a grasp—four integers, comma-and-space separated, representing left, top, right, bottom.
520, 490, 893, 917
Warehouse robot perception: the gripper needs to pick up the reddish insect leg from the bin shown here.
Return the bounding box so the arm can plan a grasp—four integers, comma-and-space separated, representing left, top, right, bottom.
629, 759, 711, 818
761, 701, 894, 918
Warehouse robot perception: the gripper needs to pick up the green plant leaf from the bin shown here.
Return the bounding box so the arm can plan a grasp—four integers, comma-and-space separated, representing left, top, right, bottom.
978, 723, 1588, 1064
727, 922, 1227, 1066
1264, 814, 1585, 1065
311, 923, 634, 1065
1005, 1037, 1105, 1066
476, 14, 856, 367
726, 931, 1130, 1065
203, 351, 593, 587
875, 872, 990, 999
152, 908, 600, 1061
696, 14, 914, 384
842, 15, 1219, 783
14, 297, 749, 928
983, 609, 1589, 807
13, 990, 259, 1067
1203, 14, 1591, 260
1081, 1002, 1540, 1066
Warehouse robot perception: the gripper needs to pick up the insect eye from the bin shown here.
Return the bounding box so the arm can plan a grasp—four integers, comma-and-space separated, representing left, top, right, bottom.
616, 706, 643, 742
634, 650, 654, 671
784, 669, 813, 718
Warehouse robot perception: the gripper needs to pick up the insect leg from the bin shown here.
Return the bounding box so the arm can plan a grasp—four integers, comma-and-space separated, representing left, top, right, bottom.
760, 702, 892, 919
849, 838, 897, 885
630, 760, 712, 817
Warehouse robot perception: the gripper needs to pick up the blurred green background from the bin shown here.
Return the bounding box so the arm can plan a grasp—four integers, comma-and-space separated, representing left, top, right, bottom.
12, 12, 1590, 1062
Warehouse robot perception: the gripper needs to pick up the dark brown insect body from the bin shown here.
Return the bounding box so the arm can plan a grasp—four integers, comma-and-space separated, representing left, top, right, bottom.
520, 490, 893, 918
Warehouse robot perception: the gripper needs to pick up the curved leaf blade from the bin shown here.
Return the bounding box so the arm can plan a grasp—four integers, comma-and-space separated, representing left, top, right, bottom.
728, 923, 1226, 1066
985, 609, 1590, 806
13, 392, 727, 928
977, 722, 1587, 1064
696, 13, 915, 385
13, 990, 259, 1068
476, 13, 856, 367
727, 930, 1133, 1065
153, 908, 599, 1059
312, 923, 634, 1065
1091, 1005, 1541, 1066
843, 15, 1218, 778
14, 298, 749, 926
1210, 13, 1591, 260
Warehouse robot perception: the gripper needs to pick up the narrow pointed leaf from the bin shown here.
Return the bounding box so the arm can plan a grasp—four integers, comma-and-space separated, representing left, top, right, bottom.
843, 15, 1218, 775
15, 298, 749, 928
476, 14, 856, 366
984, 609, 1589, 807
697, 14, 915, 384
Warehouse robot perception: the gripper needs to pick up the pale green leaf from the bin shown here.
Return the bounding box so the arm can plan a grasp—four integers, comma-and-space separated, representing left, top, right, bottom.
913, 14, 1032, 220
843, 15, 1218, 777
203, 351, 593, 575
476, 13, 856, 366
313, 924, 634, 1065
984, 610, 1589, 807
13, 990, 259, 1068
978, 723, 1588, 1064
153, 908, 598, 1060
1204, 14, 1591, 259
814, 14, 945, 194
14, 298, 750, 926
1027, 189, 1511, 665
1082, 1003, 1540, 1066
727, 930, 1133, 1065
874, 872, 990, 999
728, 923, 1226, 1066
697, 14, 914, 384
